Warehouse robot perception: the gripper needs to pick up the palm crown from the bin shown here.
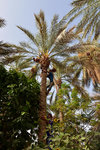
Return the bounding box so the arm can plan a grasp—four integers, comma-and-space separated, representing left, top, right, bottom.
64, 40, 100, 87
13, 10, 79, 70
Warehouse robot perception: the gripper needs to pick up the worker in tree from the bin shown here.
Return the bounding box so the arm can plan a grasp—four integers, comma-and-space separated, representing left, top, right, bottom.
46, 113, 53, 150
40, 113, 53, 149
46, 68, 56, 95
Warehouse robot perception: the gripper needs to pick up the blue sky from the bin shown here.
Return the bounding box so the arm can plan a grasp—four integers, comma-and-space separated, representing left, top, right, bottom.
0, 0, 74, 44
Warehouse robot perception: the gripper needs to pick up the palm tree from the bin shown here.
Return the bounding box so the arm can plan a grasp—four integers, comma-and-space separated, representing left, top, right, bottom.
64, 40, 100, 87
66, 0, 100, 40
0, 42, 19, 60
11, 10, 79, 144
0, 19, 21, 63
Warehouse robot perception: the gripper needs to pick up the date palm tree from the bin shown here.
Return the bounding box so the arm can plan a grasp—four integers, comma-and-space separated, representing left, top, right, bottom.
0, 19, 21, 62
10, 10, 79, 144
64, 40, 100, 87
66, 0, 100, 40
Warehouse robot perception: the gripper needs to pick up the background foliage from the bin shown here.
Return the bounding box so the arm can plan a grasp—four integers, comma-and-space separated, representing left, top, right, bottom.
39, 83, 100, 150
0, 65, 40, 150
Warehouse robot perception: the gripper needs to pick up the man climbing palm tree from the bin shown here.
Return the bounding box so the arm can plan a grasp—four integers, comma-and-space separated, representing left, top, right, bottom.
46, 68, 56, 95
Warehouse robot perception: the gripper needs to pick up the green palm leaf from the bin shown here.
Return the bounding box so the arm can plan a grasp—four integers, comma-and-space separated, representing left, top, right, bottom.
66, 0, 100, 39
17, 26, 39, 47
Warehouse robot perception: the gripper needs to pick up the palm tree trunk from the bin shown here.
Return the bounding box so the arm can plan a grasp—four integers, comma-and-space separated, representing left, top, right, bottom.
38, 55, 50, 145
94, 64, 100, 83
38, 69, 47, 144
59, 110, 63, 122
56, 78, 63, 122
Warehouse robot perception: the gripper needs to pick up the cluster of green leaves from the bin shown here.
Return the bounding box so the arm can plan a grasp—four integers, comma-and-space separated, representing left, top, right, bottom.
88, 101, 100, 150
45, 83, 100, 150
0, 65, 40, 150
29, 83, 100, 150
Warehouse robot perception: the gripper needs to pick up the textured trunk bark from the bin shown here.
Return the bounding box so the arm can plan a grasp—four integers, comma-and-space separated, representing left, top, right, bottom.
38, 70, 47, 144
33, 55, 50, 145
94, 64, 100, 83
56, 78, 63, 123
59, 110, 63, 122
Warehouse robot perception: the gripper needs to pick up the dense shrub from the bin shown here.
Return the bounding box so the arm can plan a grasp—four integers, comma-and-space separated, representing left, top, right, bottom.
0, 65, 40, 150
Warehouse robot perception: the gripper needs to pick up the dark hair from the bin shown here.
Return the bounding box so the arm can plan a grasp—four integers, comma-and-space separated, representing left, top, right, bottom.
49, 68, 56, 72
47, 113, 52, 119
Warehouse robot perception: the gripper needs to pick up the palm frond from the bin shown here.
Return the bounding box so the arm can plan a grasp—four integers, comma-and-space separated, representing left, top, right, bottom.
67, 3, 94, 24
0, 42, 18, 55
39, 10, 48, 44
15, 57, 33, 71
49, 91, 55, 105
8, 43, 38, 56
48, 14, 59, 50
72, 0, 87, 6
2, 55, 26, 65
51, 58, 66, 73
0, 18, 5, 27
72, 66, 82, 82
82, 11, 100, 39
48, 14, 70, 52
66, 0, 100, 39
91, 94, 100, 100
49, 27, 83, 57
64, 56, 82, 64
94, 20, 100, 40
19, 42, 38, 54
17, 26, 39, 47
72, 79, 90, 98
76, 8, 97, 34
34, 10, 48, 51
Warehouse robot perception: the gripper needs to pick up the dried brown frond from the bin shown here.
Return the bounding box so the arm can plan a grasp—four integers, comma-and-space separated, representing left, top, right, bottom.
0, 18, 5, 27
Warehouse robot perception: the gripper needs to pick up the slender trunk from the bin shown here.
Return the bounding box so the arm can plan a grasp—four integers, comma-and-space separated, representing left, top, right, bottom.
94, 64, 100, 83
38, 55, 50, 145
94, 50, 100, 83
56, 78, 63, 122
59, 110, 63, 122
38, 70, 47, 144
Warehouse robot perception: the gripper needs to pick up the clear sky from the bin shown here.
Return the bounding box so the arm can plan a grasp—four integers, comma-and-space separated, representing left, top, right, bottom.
0, 0, 74, 44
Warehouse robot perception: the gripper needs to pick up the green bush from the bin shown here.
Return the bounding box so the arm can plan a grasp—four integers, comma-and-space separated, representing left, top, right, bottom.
0, 65, 40, 150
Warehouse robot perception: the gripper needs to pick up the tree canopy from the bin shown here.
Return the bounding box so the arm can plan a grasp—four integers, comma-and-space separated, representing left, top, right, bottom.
0, 65, 40, 150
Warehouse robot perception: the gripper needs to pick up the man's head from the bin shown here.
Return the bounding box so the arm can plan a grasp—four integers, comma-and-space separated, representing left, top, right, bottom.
49, 67, 56, 73
47, 113, 52, 120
